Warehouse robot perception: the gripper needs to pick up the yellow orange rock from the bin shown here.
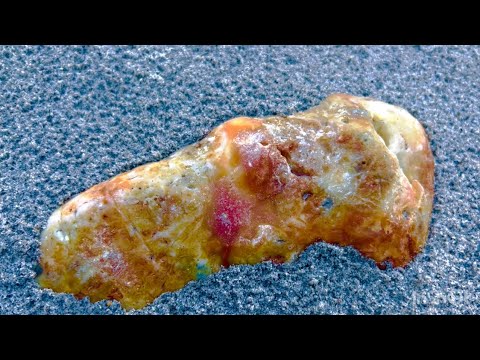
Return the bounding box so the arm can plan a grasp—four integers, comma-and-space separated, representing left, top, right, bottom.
38, 94, 434, 309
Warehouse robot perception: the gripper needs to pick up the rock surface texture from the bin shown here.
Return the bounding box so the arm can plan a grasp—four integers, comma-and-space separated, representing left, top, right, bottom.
38, 94, 434, 309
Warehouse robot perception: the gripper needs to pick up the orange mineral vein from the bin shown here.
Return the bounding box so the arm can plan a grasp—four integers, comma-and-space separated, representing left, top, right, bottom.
38, 94, 434, 309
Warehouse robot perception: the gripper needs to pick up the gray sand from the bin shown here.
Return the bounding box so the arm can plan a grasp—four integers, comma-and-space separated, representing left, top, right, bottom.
0, 45, 478, 314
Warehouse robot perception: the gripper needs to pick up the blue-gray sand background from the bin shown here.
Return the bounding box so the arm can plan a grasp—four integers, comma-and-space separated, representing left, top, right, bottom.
0, 46, 478, 314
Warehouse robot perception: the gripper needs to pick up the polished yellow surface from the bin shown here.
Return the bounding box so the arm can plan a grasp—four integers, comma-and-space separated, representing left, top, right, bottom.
38, 94, 434, 309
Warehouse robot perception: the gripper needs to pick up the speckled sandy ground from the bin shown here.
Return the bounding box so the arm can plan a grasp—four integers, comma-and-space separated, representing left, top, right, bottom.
0, 45, 478, 314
